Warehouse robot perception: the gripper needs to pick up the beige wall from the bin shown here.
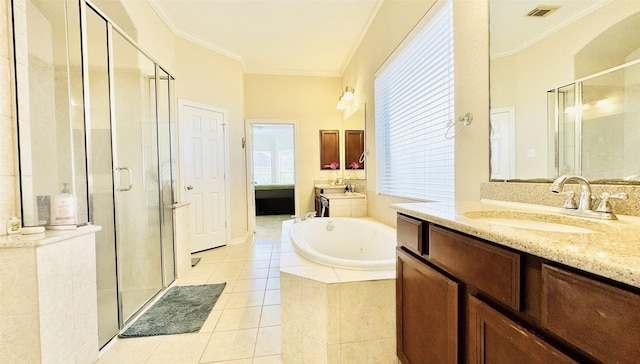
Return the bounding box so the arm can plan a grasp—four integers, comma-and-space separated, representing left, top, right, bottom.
341, 0, 489, 227
175, 38, 248, 240
244, 74, 343, 214
453, 0, 490, 201
92, 0, 176, 73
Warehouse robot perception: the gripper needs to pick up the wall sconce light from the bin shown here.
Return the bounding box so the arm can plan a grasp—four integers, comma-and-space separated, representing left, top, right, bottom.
336, 86, 355, 110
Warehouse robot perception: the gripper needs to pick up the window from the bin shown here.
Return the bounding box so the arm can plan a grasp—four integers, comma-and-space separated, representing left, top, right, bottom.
253, 151, 273, 184
278, 150, 295, 184
375, 0, 454, 201
252, 124, 295, 185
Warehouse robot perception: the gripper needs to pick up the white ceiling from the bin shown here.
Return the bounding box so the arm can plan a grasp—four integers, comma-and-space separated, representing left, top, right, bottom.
148, 0, 383, 77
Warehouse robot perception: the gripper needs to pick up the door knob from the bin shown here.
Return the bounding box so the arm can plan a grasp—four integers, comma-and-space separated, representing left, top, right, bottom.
186, 185, 194, 190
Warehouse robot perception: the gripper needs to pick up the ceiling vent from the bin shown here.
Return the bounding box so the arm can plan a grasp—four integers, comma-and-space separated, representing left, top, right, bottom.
525, 5, 560, 17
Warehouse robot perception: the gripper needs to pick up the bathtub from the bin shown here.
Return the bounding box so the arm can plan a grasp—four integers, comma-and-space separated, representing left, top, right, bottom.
289, 217, 396, 270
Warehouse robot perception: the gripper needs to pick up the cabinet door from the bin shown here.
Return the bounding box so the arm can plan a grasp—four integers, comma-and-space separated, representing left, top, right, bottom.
319, 130, 340, 169
344, 129, 365, 169
468, 295, 577, 364
541, 264, 640, 363
397, 248, 459, 364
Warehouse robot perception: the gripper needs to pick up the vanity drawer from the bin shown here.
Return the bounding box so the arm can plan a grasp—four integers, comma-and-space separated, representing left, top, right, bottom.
428, 225, 521, 310
541, 264, 640, 363
397, 214, 425, 255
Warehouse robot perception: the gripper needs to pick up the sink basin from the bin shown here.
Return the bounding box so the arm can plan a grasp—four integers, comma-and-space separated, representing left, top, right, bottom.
463, 210, 600, 234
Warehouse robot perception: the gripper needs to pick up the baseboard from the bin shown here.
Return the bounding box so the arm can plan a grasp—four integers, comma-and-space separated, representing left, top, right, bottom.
229, 231, 253, 245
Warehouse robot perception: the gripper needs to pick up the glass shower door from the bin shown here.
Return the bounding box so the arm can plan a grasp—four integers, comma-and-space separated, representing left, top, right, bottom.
111, 30, 163, 322
85, 8, 119, 347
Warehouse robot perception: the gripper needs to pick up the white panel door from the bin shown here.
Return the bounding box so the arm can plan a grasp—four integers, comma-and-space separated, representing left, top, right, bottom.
490, 107, 516, 180
182, 104, 227, 252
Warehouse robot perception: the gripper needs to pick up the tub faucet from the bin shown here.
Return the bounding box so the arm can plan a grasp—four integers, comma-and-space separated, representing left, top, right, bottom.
291, 211, 317, 223
551, 175, 593, 211
302, 211, 316, 220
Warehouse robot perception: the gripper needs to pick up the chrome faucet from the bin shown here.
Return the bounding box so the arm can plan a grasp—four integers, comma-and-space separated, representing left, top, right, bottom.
550, 175, 593, 211
292, 211, 317, 223
551, 175, 627, 220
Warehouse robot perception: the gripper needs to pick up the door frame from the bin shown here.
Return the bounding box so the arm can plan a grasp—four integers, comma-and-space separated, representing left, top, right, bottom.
178, 99, 231, 246
245, 119, 299, 233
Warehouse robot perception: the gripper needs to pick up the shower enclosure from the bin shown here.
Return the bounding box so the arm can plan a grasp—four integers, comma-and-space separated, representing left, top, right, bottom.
84, 4, 177, 346
12, 0, 177, 348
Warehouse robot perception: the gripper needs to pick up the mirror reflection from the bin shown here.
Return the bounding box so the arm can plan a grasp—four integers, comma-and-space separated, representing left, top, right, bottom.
489, 0, 640, 182
342, 103, 366, 180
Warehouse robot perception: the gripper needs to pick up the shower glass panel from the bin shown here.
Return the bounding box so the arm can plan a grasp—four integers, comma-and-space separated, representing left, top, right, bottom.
111, 30, 163, 322
156, 66, 176, 285
14, 0, 88, 227
85, 7, 119, 348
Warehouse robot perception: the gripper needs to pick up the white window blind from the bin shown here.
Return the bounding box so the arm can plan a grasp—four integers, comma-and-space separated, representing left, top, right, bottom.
375, 0, 454, 201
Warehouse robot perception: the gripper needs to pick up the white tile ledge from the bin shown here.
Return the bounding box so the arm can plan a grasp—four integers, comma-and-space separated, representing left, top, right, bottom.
0, 224, 101, 248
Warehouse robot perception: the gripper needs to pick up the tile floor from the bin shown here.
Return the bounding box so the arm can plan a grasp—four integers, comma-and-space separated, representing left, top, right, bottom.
95, 215, 290, 364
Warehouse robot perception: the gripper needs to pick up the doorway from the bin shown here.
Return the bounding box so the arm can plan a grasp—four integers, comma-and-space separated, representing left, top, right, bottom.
247, 121, 297, 230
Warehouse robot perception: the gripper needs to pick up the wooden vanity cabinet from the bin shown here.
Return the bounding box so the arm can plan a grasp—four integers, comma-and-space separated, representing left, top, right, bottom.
397, 247, 459, 364
397, 214, 425, 255
467, 295, 577, 364
541, 264, 640, 363
396, 213, 640, 364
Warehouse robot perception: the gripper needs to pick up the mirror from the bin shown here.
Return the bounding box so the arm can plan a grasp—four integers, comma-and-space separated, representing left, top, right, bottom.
342, 103, 366, 180
489, 0, 640, 182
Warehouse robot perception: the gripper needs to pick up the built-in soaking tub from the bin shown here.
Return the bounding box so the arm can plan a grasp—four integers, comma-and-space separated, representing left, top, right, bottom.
289, 217, 396, 270
281, 217, 398, 363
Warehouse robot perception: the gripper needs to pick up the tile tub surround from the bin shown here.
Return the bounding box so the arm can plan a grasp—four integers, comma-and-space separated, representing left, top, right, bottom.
0, 225, 101, 364
391, 199, 640, 288
481, 181, 640, 217
279, 219, 398, 363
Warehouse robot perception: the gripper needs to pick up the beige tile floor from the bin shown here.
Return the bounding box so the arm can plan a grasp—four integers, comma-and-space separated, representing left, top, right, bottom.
95, 215, 290, 364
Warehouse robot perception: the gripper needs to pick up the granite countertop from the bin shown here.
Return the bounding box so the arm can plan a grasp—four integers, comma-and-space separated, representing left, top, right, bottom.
322, 192, 366, 200
0, 224, 102, 248
391, 199, 640, 289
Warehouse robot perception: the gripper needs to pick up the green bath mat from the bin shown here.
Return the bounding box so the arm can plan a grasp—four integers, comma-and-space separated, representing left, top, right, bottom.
120, 283, 226, 337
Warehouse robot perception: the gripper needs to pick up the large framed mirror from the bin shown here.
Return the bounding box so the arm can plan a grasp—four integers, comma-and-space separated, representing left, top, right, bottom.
342, 102, 366, 180
489, 0, 640, 183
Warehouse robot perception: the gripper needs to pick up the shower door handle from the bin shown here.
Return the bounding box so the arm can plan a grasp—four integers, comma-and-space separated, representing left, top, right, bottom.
115, 167, 133, 191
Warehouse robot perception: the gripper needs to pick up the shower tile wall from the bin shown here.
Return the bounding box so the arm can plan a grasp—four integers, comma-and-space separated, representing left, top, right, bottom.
0, 229, 100, 363
0, 0, 18, 235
